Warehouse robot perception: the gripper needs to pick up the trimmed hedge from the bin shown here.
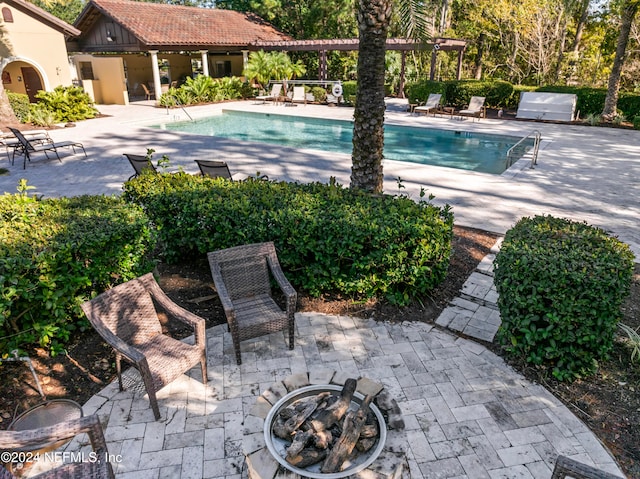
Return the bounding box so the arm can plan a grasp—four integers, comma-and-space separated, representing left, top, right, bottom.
494, 215, 634, 381
7, 91, 30, 122
0, 193, 155, 353
123, 174, 454, 305
404, 81, 640, 118
404, 80, 515, 108
536, 85, 640, 119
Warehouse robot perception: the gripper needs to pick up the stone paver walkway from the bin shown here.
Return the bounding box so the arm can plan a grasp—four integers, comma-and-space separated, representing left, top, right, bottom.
28, 309, 624, 478
436, 239, 503, 342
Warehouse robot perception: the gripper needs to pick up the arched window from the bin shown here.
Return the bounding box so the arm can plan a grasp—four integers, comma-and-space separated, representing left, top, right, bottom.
2, 7, 14, 23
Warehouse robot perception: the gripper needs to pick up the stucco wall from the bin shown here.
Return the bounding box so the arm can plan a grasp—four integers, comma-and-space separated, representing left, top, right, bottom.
0, 1, 73, 94
72, 54, 128, 105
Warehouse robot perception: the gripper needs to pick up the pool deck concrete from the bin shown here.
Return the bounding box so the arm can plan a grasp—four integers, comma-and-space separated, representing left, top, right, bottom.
1, 98, 639, 257
3, 99, 636, 478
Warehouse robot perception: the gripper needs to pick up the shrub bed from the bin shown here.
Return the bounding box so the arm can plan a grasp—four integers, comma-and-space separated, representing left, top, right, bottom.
159, 76, 250, 107
7, 91, 30, 122
0, 193, 155, 353
404, 79, 515, 108
34, 85, 99, 123
494, 215, 634, 381
123, 174, 454, 305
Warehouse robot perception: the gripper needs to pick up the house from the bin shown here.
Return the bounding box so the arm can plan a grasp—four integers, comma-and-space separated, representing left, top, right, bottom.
0, 0, 80, 102
67, 0, 292, 104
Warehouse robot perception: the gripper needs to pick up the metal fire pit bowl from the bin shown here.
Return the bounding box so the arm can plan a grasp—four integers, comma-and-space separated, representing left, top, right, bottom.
264, 384, 387, 479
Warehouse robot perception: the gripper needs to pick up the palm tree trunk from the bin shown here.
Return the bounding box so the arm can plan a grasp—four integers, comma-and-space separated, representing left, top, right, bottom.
0, 82, 18, 125
602, 0, 639, 118
350, 0, 392, 193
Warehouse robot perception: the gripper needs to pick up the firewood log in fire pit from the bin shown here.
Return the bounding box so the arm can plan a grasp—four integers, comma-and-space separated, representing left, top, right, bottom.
321, 394, 374, 473
273, 391, 331, 440
309, 378, 357, 432
277, 378, 383, 473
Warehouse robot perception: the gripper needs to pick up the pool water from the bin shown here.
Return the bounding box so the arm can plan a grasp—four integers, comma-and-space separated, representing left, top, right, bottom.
153, 110, 532, 174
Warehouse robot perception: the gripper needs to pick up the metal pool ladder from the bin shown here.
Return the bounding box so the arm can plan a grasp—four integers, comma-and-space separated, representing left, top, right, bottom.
506, 130, 541, 169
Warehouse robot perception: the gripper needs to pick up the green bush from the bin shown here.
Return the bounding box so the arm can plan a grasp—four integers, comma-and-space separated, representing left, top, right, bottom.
494, 215, 634, 381
35, 85, 98, 123
404, 80, 515, 108
159, 76, 248, 106
7, 91, 30, 122
0, 192, 155, 354
341, 81, 357, 105
633, 115, 640, 130
619, 93, 640, 121
123, 174, 454, 305
310, 86, 327, 103
405, 80, 445, 105
28, 103, 56, 127
534, 85, 640, 120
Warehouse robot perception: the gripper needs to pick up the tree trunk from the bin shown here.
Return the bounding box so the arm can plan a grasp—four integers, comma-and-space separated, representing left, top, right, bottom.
350, 0, 392, 194
554, 19, 568, 83
440, 0, 449, 34
0, 82, 19, 126
571, 0, 591, 54
474, 33, 486, 80
602, 0, 639, 118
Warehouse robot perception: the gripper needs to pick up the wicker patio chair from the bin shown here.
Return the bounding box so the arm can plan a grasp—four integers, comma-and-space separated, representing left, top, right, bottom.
0, 414, 114, 479
207, 242, 297, 365
551, 455, 623, 479
81, 273, 208, 420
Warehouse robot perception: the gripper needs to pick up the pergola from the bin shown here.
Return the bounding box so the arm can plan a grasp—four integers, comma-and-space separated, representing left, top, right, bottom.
253, 37, 467, 97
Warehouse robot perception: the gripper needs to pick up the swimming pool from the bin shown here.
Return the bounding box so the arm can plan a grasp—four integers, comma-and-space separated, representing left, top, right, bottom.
152, 110, 532, 174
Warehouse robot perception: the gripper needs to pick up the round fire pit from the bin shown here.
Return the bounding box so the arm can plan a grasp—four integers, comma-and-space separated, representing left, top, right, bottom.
263, 384, 387, 479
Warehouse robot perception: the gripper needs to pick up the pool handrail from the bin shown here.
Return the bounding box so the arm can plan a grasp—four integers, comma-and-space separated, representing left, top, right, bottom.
507, 130, 541, 169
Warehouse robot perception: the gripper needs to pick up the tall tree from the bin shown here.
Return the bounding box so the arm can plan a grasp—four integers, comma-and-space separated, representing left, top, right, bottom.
350, 0, 392, 193
602, 0, 639, 117
0, 83, 18, 126
0, 24, 18, 125
32, 0, 85, 25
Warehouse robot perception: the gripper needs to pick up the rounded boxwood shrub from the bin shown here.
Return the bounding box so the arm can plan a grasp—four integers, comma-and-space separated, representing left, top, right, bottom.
7, 91, 30, 122
494, 215, 634, 381
123, 174, 454, 305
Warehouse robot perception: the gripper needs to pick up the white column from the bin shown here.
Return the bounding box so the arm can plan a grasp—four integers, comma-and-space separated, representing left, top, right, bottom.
241, 50, 249, 72
149, 50, 161, 101
200, 50, 209, 77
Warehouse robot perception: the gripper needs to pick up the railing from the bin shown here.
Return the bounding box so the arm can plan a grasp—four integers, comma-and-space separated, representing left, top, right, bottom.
164, 95, 194, 122
506, 130, 541, 169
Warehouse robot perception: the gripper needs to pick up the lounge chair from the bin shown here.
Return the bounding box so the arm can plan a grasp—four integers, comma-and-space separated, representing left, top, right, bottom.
256, 83, 283, 104
8, 127, 86, 169
195, 159, 232, 179
457, 96, 486, 120
194, 159, 268, 181
287, 86, 306, 106
414, 93, 442, 116
124, 153, 157, 180
1, 129, 50, 160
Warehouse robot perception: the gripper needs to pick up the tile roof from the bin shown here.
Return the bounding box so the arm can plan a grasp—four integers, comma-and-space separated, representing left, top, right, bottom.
82, 0, 291, 47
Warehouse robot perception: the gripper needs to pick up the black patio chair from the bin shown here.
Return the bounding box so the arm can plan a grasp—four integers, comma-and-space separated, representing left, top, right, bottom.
8, 128, 86, 169
124, 153, 157, 180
